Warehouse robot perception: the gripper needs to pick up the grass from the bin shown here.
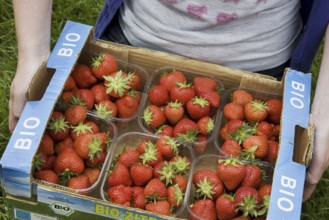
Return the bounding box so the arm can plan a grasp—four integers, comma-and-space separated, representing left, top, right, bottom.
0, 1, 328, 219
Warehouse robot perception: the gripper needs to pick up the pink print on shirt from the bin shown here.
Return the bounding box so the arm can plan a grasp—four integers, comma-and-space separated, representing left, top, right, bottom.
186, 4, 207, 18
216, 12, 238, 24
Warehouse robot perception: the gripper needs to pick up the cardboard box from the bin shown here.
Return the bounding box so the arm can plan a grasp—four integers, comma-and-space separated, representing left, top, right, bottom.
0, 21, 312, 220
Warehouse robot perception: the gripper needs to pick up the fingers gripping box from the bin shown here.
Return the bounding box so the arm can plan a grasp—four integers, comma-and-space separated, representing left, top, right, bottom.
0, 20, 312, 220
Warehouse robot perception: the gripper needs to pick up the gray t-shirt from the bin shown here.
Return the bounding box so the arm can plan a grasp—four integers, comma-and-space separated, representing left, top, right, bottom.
119, 0, 302, 71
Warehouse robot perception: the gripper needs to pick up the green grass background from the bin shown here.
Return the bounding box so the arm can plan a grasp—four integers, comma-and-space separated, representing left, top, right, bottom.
0, 0, 328, 219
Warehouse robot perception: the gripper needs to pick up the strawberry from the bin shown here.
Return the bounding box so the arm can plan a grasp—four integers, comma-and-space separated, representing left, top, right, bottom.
90, 84, 110, 104
85, 150, 106, 168
265, 140, 279, 163
186, 96, 210, 120
38, 133, 54, 156
170, 155, 191, 175
148, 84, 170, 106
265, 98, 282, 124
107, 162, 132, 187
72, 89, 95, 110
217, 157, 247, 191
193, 169, 224, 200
132, 187, 146, 209
173, 175, 188, 192
115, 94, 139, 118
256, 121, 273, 139
167, 184, 184, 207
223, 102, 244, 120
197, 115, 214, 136
164, 101, 184, 125
193, 134, 209, 153
155, 125, 174, 137
104, 70, 131, 98
229, 122, 257, 145
130, 163, 153, 186
34, 169, 59, 184
32, 152, 47, 171
244, 100, 269, 123
63, 76, 77, 92
235, 186, 261, 218
71, 64, 97, 89
155, 136, 180, 160
127, 72, 141, 90
231, 89, 253, 107
117, 148, 140, 168
73, 133, 103, 160
91, 53, 118, 80
145, 200, 171, 216
140, 141, 163, 167
108, 185, 133, 207
226, 119, 244, 134
47, 112, 70, 142
43, 155, 56, 171
173, 118, 198, 141
220, 139, 242, 156
95, 99, 118, 118
83, 167, 101, 185
216, 194, 238, 220
70, 121, 94, 141
143, 105, 166, 129
169, 82, 195, 105
194, 77, 218, 92
159, 70, 186, 91
197, 90, 221, 108
258, 184, 272, 201
242, 135, 269, 160
220, 123, 231, 141
64, 104, 87, 126
55, 136, 74, 155
54, 147, 85, 174
157, 162, 176, 186
67, 175, 91, 189
241, 164, 262, 188
144, 178, 168, 200
190, 199, 216, 220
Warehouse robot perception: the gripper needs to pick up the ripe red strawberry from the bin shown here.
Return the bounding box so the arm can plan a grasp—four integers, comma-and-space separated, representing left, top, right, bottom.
71, 64, 97, 89
167, 184, 184, 207
197, 90, 221, 108
155, 136, 180, 160
140, 141, 163, 167
90, 84, 110, 104
258, 184, 272, 201
190, 199, 216, 220
83, 167, 101, 185
91, 53, 118, 80
169, 82, 195, 105
265, 140, 279, 162
173, 118, 198, 140
256, 121, 273, 139
73, 133, 102, 160
155, 125, 174, 137
143, 105, 166, 129
47, 112, 70, 142
159, 70, 186, 91
145, 200, 171, 216
170, 155, 191, 175
220, 123, 231, 141
108, 185, 133, 207
265, 98, 282, 124
193, 169, 224, 200
153, 161, 165, 179
130, 164, 153, 186
132, 187, 146, 209
128, 72, 141, 90
242, 135, 269, 159
235, 186, 262, 218
216, 194, 238, 220
55, 136, 74, 155
70, 121, 94, 141
226, 119, 244, 134
173, 175, 188, 192
217, 157, 247, 191
223, 102, 244, 120
43, 155, 56, 171
104, 70, 130, 98
193, 134, 209, 153
107, 162, 132, 187
220, 139, 242, 156
85, 150, 106, 168
34, 169, 59, 184
38, 133, 54, 156
148, 84, 170, 106
197, 115, 214, 136
235, 186, 261, 204
95, 99, 118, 118
157, 162, 176, 186
244, 100, 269, 123
117, 148, 140, 168
144, 178, 168, 200
232, 89, 253, 107
164, 101, 184, 124
194, 77, 218, 92
54, 147, 85, 174
241, 164, 262, 188
186, 96, 210, 120
115, 94, 139, 118
72, 89, 95, 110
67, 175, 91, 189
63, 76, 77, 92
32, 152, 47, 171
64, 105, 87, 126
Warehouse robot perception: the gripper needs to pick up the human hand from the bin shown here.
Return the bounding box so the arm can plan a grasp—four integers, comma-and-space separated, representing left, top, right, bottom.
9, 54, 49, 132
303, 113, 329, 201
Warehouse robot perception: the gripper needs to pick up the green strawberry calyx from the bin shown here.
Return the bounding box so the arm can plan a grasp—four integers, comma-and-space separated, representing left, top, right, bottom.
32, 153, 45, 171
164, 136, 180, 155
168, 100, 183, 109
171, 156, 190, 175
173, 184, 184, 206
71, 121, 93, 136
236, 195, 260, 218
206, 118, 215, 134
87, 135, 103, 161
192, 96, 209, 108
229, 122, 257, 145
47, 115, 69, 134
142, 106, 154, 126
95, 102, 114, 118
251, 100, 269, 112
157, 162, 176, 186
91, 53, 105, 68
196, 178, 215, 200
140, 141, 158, 165
104, 70, 131, 97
